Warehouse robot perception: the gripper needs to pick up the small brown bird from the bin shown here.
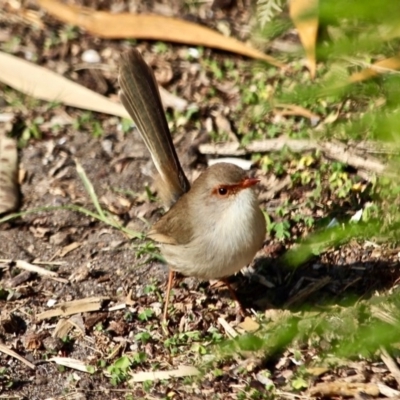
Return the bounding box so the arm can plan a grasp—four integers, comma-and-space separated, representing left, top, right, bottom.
118, 49, 266, 321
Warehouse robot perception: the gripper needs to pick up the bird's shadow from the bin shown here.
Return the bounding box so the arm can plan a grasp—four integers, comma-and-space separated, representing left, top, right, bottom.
224, 253, 400, 314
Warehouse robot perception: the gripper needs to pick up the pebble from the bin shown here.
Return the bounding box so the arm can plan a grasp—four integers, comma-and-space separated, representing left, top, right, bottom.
81, 49, 101, 63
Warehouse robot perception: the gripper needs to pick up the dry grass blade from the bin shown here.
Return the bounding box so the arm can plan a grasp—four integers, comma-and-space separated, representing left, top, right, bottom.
49, 357, 96, 373
74, 159, 142, 239
284, 276, 331, 308
129, 365, 200, 383
0, 343, 35, 369
218, 317, 238, 338
15, 260, 67, 284
0, 134, 19, 214
75, 159, 106, 220
377, 382, 400, 397
199, 139, 386, 177
380, 346, 400, 387
36, 296, 108, 320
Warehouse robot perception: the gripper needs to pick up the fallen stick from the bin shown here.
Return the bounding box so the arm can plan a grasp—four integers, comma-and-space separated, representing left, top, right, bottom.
199, 138, 386, 176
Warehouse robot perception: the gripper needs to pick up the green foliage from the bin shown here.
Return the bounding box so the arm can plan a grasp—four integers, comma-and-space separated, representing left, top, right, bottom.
0, 367, 14, 389
135, 331, 152, 344
106, 353, 147, 385
138, 308, 155, 322
257, 0, 285, 27
73, 111, 104, 137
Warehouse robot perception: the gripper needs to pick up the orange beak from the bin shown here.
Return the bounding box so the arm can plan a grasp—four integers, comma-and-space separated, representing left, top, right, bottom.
240, 177, 260, 189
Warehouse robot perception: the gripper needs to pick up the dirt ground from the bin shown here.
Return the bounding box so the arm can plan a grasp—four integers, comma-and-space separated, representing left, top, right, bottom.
1, 1, 400, 399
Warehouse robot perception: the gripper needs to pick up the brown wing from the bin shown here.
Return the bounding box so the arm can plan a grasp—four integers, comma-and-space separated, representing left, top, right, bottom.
147, 194, 193, 245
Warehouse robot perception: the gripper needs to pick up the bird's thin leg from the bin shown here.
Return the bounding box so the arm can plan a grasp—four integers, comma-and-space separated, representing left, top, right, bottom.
163, 270, 174, 322
220, 278, 246, 316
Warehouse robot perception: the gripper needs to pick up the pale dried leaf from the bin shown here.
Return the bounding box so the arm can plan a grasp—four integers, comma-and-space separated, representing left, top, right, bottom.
289, 0, 319, 78
37, 0, 284, 67
0, 134, 19, 214
15, 260, 58, 277
52, 319, 73, 338
36, 296, 108, 320
238, 317, 260, 332
218, 317, 238, 338
58, 242, 82, 258
377, 382, 400, 397
0, 51, 130, 118
0, 343, 35, 369
349, 55, 400, 83
50, 357, 95, 373
309, 381, 379, 396
129, 365, 200, 383
274, 103, 320, 121
306, 366, 329, 376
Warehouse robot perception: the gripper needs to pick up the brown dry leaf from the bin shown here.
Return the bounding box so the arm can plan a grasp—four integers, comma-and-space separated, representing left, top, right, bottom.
0, 51, 130, 118
349, 55, 400, 83
289, 0, 319, 78
0, 133, 19, 214
37, 0, 284, 67
274, 103, 320, 121
24, 332, 48, 350
36, 296, 108, 321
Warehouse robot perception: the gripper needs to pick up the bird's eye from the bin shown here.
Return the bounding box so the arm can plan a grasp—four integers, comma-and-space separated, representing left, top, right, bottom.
218, 187, 228, 196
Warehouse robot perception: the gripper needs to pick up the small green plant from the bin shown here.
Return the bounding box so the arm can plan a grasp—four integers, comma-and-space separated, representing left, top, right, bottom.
106, 353, 147, 385
144, 284, 157, 294
0, 367, 14, 389
138, 308, 155, 322
135, 240, 163, 263
19, 116, 43, 146
202, 58, 224, 80
135, 331, 152, 344
95, 322, 104, 332
106, 356, 132, 385
59, 25, 79, 43
291, 376, 308, 391
73, 112, 104, 137
124, 311, 135, 322
272, 221, 291, 240
152, 41, 169, 54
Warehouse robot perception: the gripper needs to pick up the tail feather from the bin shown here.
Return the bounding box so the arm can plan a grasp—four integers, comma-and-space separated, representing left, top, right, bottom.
118, 49, 190, 206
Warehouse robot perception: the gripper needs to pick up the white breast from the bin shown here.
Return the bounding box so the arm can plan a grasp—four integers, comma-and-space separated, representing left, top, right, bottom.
161, 188, 265, 280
